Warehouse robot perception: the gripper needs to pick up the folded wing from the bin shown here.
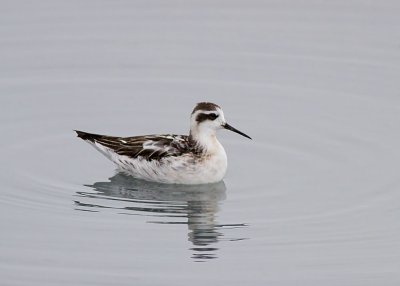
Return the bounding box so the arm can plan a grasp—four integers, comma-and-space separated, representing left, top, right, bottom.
75, 130, 190, 161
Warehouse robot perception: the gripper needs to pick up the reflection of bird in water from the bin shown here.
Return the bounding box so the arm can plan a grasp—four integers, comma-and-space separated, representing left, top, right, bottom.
75, 173, 246, 261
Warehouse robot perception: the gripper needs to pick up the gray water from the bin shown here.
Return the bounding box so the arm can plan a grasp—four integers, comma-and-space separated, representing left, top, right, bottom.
1, 1, 400, 285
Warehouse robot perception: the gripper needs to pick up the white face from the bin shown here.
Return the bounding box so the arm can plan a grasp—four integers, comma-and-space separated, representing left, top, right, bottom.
190, 108, 226, 133
190, 105, 251, 143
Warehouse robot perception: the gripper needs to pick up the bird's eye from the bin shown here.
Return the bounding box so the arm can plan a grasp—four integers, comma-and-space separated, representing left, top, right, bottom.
195, 112, 219, 123
208, 113, 219, 120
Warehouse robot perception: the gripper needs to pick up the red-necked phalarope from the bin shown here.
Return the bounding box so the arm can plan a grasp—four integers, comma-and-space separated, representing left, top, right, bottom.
75, 102, 251, 184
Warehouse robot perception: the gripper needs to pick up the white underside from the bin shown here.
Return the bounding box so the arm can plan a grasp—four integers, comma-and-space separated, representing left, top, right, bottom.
90, 141, 228, 184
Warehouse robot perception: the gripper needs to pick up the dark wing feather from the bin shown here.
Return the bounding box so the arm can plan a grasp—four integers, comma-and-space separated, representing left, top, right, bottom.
75, 130, 190, 161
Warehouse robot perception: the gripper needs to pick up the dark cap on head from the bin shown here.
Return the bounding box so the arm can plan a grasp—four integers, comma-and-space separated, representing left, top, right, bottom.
192, 102, 220, 114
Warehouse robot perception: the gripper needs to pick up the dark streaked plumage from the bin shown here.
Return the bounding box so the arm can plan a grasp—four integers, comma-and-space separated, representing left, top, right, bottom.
75, 130, 196, 161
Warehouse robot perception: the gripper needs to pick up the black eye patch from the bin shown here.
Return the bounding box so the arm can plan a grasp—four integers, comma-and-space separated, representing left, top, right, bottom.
208, 113, 218, 120
196, 113, 219, 122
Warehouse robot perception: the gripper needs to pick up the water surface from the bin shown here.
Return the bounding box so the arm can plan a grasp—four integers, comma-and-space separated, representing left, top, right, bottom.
1, 1, 400, 285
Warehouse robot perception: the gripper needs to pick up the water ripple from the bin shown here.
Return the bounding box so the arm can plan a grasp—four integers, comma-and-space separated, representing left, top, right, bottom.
75, 173, 248, 261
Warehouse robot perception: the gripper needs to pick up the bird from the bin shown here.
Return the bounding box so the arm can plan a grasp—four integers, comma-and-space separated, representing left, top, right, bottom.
75, 102, 251, 185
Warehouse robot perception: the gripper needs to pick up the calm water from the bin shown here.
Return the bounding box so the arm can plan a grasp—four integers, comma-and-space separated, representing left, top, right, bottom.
1, 1, 400, 285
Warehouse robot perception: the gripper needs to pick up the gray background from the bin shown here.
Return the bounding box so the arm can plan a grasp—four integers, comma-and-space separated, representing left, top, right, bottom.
1, 1, 400, 285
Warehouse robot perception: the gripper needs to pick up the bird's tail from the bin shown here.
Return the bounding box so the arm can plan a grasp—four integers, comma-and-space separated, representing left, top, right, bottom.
74, 130, 102, 142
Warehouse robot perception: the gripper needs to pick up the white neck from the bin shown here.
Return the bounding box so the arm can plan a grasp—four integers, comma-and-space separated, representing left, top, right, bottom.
189, 126, 221, 154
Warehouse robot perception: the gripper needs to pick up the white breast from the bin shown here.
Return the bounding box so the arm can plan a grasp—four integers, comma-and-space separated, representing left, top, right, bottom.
191, 140, 227, 184
90, 137, 228, 184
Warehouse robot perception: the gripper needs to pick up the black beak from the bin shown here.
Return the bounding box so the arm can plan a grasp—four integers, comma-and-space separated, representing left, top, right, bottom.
223, 123, 252, 140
